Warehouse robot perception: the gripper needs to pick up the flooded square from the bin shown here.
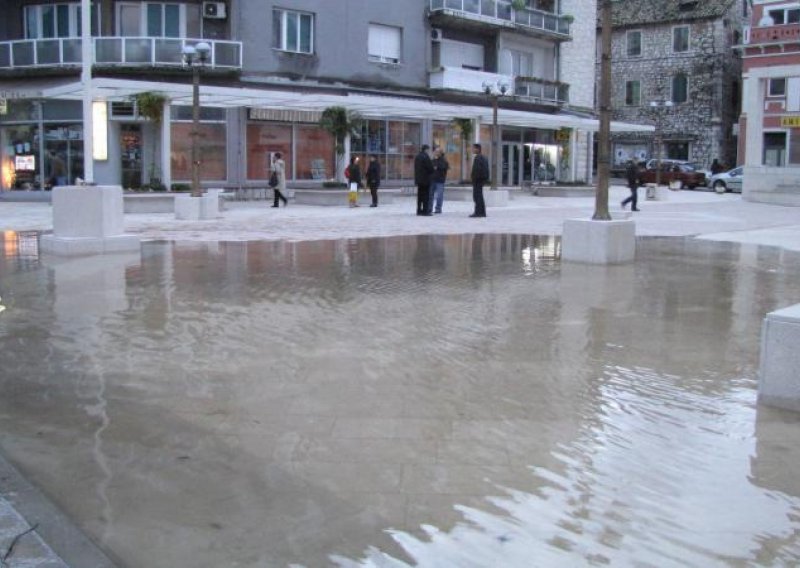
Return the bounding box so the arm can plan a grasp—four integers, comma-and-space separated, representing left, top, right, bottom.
1, 232, 800, 567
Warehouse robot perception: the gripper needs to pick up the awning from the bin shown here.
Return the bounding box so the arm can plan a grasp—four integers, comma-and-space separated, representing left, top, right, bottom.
30, 77, 654, 133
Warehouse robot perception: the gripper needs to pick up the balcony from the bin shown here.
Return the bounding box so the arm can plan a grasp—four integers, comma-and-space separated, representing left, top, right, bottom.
514, 76, 568, 105
745, 23, 800, 46
429, 66, 514, 94
0, 37, 242, 71
429, 0, 571, 41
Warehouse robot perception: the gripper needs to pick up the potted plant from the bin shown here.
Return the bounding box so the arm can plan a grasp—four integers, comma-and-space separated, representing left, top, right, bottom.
133, 91, 168, 189
511, 0, 527, 10
319, 106, 361, 183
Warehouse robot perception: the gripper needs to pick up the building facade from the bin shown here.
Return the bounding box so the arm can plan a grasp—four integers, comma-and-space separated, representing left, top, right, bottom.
601, 0, 745, 173
1, 0, 644, 193
738, 0, 800, 205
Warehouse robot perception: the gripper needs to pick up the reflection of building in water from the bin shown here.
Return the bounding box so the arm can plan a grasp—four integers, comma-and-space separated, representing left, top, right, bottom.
0, 231, 40, 272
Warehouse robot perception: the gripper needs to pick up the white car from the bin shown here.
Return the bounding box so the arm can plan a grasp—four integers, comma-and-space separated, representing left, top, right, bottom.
708, 166, 743, 194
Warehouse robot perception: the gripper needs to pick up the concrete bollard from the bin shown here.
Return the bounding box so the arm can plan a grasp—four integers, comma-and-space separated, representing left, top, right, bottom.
759, 304, 800, 412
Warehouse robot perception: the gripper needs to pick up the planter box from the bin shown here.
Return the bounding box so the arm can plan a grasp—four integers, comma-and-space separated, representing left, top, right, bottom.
562, 218, 636, 264
759, 304, 800, 412
535, 186, 595, 198
294, 189, 395, 206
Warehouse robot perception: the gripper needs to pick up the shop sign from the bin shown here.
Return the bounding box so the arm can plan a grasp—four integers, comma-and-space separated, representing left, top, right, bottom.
780, 116, 800, 128
249, 108, 322, 123
0, 90, 43, 100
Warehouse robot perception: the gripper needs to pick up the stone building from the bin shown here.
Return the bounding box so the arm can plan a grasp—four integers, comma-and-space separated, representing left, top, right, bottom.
601, 0, 747, 172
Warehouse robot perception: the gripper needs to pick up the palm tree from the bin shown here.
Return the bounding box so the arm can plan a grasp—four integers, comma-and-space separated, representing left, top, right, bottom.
133, 91, 168, 189
319, 106, 361, 183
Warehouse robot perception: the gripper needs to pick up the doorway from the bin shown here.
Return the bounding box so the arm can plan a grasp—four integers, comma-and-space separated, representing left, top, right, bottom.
120, 124, 142, 189
502, 143, 522, 186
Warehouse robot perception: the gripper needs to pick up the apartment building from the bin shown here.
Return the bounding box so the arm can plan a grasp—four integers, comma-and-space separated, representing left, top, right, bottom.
0, 0, 641, 192
601, 0, 745, 173
738, 0, 800, 205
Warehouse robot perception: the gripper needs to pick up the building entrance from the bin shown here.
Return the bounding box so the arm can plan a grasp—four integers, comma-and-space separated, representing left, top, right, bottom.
120, 124, 143, 189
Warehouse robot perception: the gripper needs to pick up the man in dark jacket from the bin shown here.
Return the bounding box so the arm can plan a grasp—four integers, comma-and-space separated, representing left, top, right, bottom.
621, 159, 641, 212
366, 155, 381, 207
470, 143, 489, 218
430, 147, 449, 214
414, 144, 434, 216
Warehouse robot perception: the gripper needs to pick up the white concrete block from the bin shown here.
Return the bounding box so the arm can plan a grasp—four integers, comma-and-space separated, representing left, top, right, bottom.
562, 218, 636, 264
51, 186, 125, 238
759, 304, 800, 412
174, 194, 201, 220
484, 189, 509, 207
199, 194, 220, 219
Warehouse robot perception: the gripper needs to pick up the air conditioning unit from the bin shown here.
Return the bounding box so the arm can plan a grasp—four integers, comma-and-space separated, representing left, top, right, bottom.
203, 1, 227, 19
431, 28, 443, 42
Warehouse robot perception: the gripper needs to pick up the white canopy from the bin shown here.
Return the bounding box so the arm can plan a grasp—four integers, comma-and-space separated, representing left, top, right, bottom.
25, 77, 654, 133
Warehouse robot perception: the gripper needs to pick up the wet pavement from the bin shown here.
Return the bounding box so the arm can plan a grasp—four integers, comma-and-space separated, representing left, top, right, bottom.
1, 232, 800, 566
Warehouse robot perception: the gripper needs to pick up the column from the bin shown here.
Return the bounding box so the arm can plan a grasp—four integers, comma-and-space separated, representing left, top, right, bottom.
161, 99, 171, 191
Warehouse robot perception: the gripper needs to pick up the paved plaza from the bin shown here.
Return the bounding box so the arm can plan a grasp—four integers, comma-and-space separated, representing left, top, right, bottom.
1, 187, 800, 567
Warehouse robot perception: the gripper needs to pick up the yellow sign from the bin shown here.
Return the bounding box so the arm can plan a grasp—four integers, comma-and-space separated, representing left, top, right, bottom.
781, 116, 800, 128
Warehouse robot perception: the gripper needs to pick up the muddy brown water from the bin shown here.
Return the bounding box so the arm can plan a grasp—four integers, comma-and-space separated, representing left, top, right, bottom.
1, 232, 800, 567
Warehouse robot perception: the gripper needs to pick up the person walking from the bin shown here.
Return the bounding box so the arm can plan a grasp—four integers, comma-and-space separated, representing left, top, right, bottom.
469, 143, 489, 218
430, 147, 449, 214
366, 154, 381, 207
621, 159, 641, 212
271, 152, 288, 207
347, 155, 362, 208
710, 158, 724, 175
414, 144, 434, 216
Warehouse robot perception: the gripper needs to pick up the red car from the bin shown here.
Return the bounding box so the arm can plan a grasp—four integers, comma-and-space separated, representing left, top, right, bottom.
638, 160, 706, 189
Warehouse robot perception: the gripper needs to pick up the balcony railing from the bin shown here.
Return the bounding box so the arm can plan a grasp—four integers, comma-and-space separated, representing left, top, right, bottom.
430, 66, 514, 93
0, 37, 242, 70
745, 23, 800, 45
514, 77, 569, 105
429, 0, 570, 38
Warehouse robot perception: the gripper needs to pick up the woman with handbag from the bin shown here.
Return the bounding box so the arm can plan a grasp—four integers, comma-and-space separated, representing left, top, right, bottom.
270, 152, 288, 207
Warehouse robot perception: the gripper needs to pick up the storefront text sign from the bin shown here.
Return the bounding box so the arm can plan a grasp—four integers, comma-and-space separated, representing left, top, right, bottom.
780, 116, 800, 128
249, 108, 322, 123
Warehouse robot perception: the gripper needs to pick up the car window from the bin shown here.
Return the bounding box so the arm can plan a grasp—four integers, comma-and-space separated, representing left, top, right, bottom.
731, 167, 742, 176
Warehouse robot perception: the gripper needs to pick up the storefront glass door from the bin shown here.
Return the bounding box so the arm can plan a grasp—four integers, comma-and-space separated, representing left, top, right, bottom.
502, 143, 521, 186
120, 124, 142, 189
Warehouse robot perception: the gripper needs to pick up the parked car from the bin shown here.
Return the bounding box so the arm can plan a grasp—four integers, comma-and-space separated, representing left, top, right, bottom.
639, 160, 707, 189
708, 166, 743, 194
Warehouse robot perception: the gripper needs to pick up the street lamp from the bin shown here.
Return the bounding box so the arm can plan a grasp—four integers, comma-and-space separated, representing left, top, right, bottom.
182, 41, 211, 197
483, 80, 509, 190
649, 99, 674, 187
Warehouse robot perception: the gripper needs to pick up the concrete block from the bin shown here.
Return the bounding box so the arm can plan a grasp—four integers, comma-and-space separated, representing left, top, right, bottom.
40, 234, 140, 255
562, 218, 636, 264
51, 186, 125, 238
645, 184, 669, 201
484, 189, 509, 207
759, 304, 800, 412
174, 194, 201, 220
199, 194, 220, 219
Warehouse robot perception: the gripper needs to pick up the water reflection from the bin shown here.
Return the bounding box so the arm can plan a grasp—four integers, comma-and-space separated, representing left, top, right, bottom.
0, 234, 799, 566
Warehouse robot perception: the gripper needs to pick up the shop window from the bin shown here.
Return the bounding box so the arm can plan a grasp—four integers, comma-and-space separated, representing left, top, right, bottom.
432, 122, 464, 182
351, 119, 420, 180
246, 123, 292, 181
273, 9, 314, 54
673, 26, 689, 53
368, 24, 402, 64
627, 30, 642, 57
665, 142, 689, 161
768, 8, 800, 25
296, 126, 334, 180
763, 132, 787, 166
171, 107, 227, 181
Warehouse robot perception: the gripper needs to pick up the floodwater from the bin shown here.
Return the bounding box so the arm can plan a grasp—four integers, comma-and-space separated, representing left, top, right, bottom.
1, 231, 800, 567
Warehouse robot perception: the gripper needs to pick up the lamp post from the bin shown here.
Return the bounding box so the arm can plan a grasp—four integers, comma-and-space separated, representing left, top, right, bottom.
483, 80, 509, 190
182, 42, 210, 198
649, 99, 674, 187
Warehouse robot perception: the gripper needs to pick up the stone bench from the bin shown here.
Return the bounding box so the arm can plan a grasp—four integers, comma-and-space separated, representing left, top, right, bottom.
123, 191, 231, 214
759, 304, 800, 412
293, 189, 396, 206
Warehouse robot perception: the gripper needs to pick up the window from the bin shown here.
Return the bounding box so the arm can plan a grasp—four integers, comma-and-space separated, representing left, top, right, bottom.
625, 80, 641, 106
171, 106, 227, 181
769, 78, 787, 97
510, 49, 534, 76
627, 30, 642, 57
117, 2, 184, 37
273, 9, 314, 54
368, 24, 402, 64
24, 3, 100, 38
763, 132, 787, 166
768, 8, 800, 25
665, 142, 689, 161
673, 26, 689, 52
672, 74, 688, 103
